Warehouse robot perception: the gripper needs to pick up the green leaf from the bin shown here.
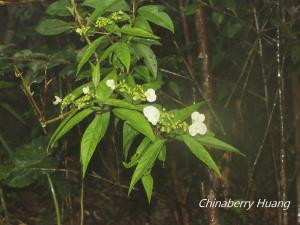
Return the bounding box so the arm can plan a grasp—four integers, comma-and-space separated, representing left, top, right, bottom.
48, 108, 94, 149
182, 135, 220, 176
141, 81, 164, 91
91, 62, 101, 88
196, 135, 243, 156
134, 65, 151, 82
96, 98, 143, 111
212, 12, 224, 28
99, 43, 118, 62
123, 122, 139, 159
85, 0, 129, 24
142, 174, 154, 203
129, 139, 165, 194
77, 36, 109, 74
96, 69, 117, 99
115, 42, 131, 72
223, 0, 237, 16
81, 112, 110, 176
113, 108, 156, 141
83, 0, 129, 10
36, 19, 73, 36
116, 27, 160, 39
138, 5, 174, 32
168, 81, 181, 97
123, 137, 152, 168
133, 44, 157, 78
46, 0, 71, 16
158, 145, 166, 162
171, 102, 204, 121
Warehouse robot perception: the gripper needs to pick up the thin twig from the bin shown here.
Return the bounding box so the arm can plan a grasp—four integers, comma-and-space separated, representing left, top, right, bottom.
80, 178, 85, 225
47, 174, 62, 225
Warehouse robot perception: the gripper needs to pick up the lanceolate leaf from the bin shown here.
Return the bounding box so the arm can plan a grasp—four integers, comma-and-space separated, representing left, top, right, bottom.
171, 102, 204, 121
115, 42, 131, 72
91, 62, 101, 88
99, 43, 118, 62
77, 36, 109, 74
142, 174, 154, 203
81, 112, 110, 176
46, 0, 71, 16
123, 122, 139, 160
123, 137, 152, 168
182, 135, 220, 176
196, 135, 244, 156
48, 108, 94, 150
113, 108, 156, 141
129, 139, 165, 194
96, 98, 143, 111
36, 19, 73, 36
83, 0, 129, 11
138, 5, 174, 32
133, 44, 157, 78
117, 27, 160, 39
141, 81, 164, 91
86, 0, 129, 24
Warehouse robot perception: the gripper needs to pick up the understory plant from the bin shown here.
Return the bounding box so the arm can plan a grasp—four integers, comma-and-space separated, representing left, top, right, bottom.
35, 0, 243, 202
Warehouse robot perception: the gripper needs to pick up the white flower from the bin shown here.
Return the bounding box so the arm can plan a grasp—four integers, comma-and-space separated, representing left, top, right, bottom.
188, 121, 207, 136
82, 86, 90, 94
75, 28, 82, 35
143, 106, 160, 126
106, 79, 116, 90
191, 111, 205, 123
144, 88, 157, 102
53, 96, 62, 105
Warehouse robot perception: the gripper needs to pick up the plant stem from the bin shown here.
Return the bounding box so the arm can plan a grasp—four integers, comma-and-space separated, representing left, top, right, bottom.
47, 174, 62, 225
0, 188, 10, 225
80, 178, 85, 225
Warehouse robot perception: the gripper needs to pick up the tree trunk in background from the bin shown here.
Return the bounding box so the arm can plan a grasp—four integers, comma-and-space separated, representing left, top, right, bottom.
292, 74, 300, 225
276, 22, 288, 225
195, 7, 220, 225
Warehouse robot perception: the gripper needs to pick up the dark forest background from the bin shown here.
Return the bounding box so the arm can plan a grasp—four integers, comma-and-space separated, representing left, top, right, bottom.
0, 0, 300, 225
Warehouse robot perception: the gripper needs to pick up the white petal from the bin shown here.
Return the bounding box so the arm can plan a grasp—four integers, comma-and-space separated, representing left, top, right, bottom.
53, 96, 62, 105
82, 86, 90, 94
198, 123, 208, 135
188, 124, 198, 136
144, 89, 157, 102
106, 79, 116, 90
191, 111, 205, 122
143, 106, 160, 125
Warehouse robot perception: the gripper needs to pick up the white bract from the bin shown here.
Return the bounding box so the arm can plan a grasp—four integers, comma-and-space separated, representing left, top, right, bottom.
53, 96, 62, 105
144, 88, 157, 102
82, 86, 90, 94
188, 122, 207, 136
143, 106, 160, 126
191, 111, 205, 123
106, 79, 116, 90
75, 28, 82, 35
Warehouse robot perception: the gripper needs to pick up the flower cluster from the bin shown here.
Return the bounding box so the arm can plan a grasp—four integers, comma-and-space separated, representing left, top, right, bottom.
95, 17, 113, 29
61, 94, 75, 109
53, 86, 93, 110
109, 11, 124, 21
95, 11, 124, 30
105, 79, 157, 103
143, 106, 188, 134
75, 26, 90, 36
